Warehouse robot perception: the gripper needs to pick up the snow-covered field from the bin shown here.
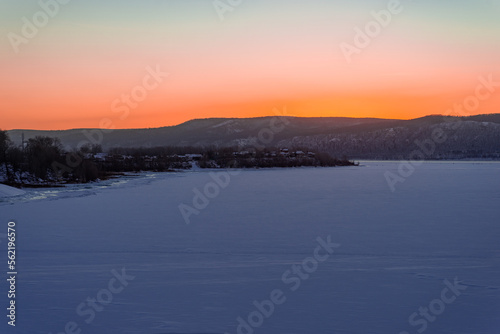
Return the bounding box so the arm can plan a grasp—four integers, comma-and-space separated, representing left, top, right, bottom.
0, 184, 25, 198
0, 162, 499, 334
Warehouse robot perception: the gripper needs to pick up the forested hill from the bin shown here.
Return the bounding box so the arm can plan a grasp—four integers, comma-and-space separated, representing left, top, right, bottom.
7, 114, 500, 159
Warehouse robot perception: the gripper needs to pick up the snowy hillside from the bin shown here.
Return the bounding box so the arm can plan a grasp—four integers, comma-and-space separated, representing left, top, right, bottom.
0, 184, 25, 197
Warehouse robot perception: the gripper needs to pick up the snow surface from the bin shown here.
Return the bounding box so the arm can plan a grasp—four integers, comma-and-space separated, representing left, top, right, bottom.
0, 162, 499, 334
0, 184, 25, 197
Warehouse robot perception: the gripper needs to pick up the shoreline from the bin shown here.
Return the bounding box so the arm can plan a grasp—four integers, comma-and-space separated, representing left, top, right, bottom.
4, 159, 500, 189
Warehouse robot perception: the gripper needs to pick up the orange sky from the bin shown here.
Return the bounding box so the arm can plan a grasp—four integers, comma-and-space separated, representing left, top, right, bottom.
1, 1, 499, 130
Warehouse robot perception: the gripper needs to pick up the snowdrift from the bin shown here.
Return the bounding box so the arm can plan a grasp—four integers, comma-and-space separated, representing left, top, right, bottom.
0, 184, 26, 197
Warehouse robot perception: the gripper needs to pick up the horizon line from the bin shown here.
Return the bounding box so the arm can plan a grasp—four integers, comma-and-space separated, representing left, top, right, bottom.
4, 113, 498, 132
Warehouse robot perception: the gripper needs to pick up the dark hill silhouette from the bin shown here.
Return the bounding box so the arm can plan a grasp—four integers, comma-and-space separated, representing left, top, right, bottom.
6, 114, 500, 159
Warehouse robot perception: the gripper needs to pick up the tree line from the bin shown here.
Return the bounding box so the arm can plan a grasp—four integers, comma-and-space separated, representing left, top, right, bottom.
0, 130, 356, 187
0, 131, 196, 186
0, 131, 101, 185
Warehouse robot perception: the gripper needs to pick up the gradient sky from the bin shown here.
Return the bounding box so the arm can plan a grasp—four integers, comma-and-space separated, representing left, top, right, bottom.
1, 0, 500, 130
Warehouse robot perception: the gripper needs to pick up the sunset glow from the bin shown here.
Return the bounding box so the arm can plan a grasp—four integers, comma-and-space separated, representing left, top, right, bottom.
1, 0, 499, 130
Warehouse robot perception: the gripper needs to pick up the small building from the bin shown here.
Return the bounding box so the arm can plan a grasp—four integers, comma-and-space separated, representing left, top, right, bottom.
185, 154, 203, 160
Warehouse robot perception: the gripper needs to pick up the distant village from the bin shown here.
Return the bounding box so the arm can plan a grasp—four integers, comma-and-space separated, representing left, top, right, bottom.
0, 131, 356, 186
85, 147, 355, 172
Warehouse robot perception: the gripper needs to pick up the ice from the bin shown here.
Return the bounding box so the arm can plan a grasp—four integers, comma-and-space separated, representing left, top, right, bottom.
0, 162, 498, 334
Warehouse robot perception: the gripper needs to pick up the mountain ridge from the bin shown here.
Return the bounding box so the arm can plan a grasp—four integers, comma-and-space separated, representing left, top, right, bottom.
6, 114, 500, 159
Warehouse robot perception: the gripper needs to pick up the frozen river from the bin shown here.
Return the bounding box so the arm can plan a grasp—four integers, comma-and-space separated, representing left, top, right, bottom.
0, 161, 499, 334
